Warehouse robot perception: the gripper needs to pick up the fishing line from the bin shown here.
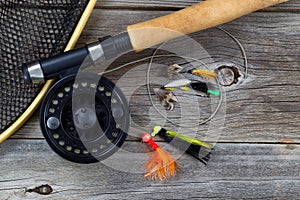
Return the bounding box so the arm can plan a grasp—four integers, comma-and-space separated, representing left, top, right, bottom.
99, 50, 222, 128
217, 27, 248, 79
99, 54, 208, 75
146, 44, 223, 128
99, 28, 248, 128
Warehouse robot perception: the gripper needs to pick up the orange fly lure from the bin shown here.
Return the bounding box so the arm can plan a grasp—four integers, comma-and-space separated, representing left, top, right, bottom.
190, 69, 217, 80
142, 133, 178, 181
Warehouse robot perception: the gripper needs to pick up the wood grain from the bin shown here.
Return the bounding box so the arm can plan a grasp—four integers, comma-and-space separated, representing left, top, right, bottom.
2, 2, 299, 199
0, 139, 299, 199
95, 0, 299, 11
126, 0, 289, 51
13, 10, 300, 143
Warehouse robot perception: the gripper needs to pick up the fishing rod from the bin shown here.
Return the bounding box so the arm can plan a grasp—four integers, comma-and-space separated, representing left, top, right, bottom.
21, 0, 287, 163
23, 0, 287, 84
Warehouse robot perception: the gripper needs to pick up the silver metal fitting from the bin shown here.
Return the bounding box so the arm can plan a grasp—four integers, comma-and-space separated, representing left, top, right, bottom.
87, 42, 104, 62
27, 61, 45, 84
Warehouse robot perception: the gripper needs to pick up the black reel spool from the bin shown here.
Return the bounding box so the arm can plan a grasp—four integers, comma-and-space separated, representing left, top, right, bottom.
40, 74, 129, 163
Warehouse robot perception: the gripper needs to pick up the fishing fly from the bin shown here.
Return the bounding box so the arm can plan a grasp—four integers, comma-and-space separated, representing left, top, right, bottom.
151, 126, 212, 165
167, 64, 183, 79
162, 78, 220, 97
167, 64, 217, 80
142, 133, 178, 181
188, 69, 217, 80
154, 88, 178, 111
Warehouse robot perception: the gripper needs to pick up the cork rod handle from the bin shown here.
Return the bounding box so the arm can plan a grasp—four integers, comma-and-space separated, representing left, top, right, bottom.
127, 0, 288, 51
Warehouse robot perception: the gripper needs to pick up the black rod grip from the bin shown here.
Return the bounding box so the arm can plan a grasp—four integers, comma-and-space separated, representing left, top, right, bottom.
22, 33, 133, 84
41, 47, 91, 77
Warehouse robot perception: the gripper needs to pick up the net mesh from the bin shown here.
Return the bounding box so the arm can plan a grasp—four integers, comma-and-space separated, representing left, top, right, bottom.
0, 0, 88, 133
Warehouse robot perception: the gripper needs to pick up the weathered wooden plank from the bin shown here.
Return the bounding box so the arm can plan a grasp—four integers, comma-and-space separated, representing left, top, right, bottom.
13, 0, 300, 11
2, 2, 299, 200
76, 9, 300, 42
0, 140, 299, 199
12, 10, 300, 143
95, 0, 299, 11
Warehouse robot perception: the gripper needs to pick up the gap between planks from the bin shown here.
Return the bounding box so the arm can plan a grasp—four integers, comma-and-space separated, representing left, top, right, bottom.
94, 0, 300, 12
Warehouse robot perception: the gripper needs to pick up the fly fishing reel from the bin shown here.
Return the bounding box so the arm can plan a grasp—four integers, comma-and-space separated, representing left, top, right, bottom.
21, 34, 132, 163
40, 73, 129, 163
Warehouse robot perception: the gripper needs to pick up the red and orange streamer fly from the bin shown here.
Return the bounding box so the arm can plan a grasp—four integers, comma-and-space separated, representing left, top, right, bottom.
142, 133, 178, 181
